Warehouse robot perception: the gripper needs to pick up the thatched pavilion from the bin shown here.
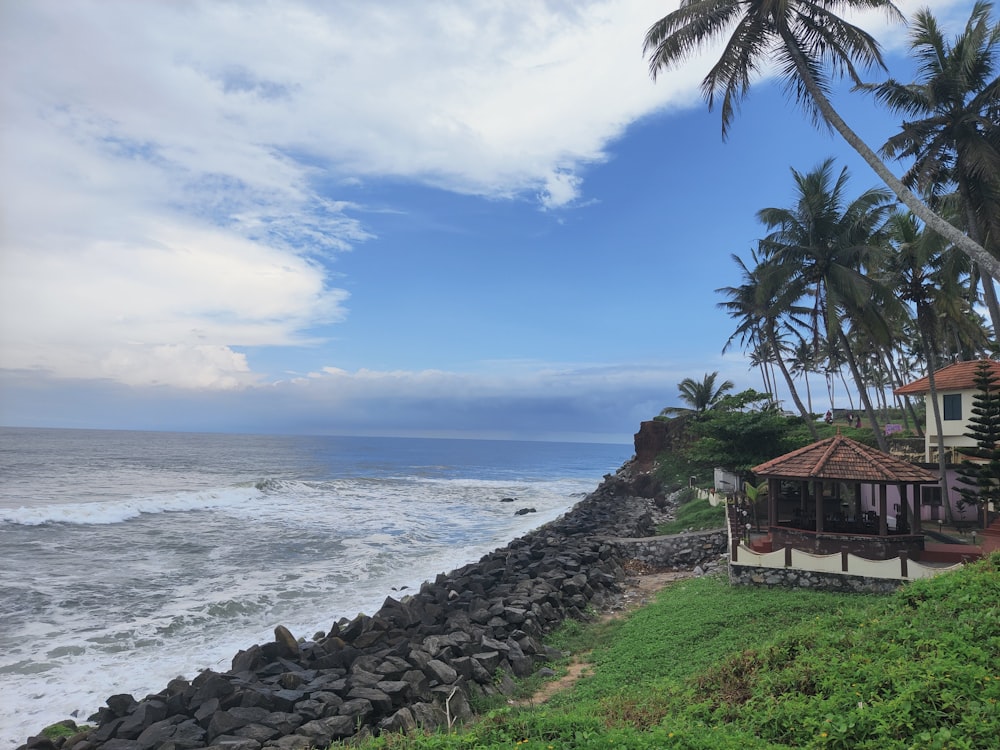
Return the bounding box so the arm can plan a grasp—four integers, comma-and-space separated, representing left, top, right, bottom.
750, 434, 939, 560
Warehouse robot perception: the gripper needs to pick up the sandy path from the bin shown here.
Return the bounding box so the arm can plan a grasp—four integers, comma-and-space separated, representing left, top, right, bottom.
514, 568, 695, 706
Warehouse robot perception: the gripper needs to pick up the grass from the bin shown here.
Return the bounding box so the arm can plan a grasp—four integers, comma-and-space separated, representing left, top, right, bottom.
656, 495, 726, 535
334, 553, 1000, 749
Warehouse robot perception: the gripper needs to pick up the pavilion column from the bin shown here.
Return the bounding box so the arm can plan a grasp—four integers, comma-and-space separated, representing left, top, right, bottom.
879, 485, 889, 536
854, 482, 862, 522
768, 478, 778, 528
912, 484, 922, 533
799, 481, 807, 514
897, 483, 908, 532
814, 480, 824, 533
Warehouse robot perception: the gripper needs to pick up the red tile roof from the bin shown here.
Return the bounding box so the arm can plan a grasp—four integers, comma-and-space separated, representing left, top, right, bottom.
895, 359, 1000, 396
751, 434, 938, 483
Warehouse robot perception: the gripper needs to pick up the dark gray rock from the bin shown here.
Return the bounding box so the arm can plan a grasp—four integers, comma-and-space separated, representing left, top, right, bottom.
346, 687, 392, 715
337, 697, 373, 723
203, 735, 261, 750
233, 723, 279, 744
378, 707, 416, 734
296, 716, 355, 744
115, 701, 168, 740
105, 696, 137, 720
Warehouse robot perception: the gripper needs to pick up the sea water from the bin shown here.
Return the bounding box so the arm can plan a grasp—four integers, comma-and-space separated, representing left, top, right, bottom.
0, 427, 630, 745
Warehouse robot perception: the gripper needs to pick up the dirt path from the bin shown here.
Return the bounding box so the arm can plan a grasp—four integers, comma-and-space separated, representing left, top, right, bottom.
514, 568, 695, 706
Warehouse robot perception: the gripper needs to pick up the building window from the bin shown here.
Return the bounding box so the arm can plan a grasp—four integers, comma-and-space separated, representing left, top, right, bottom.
943, 393, 962, 421
921, 486, 942, 506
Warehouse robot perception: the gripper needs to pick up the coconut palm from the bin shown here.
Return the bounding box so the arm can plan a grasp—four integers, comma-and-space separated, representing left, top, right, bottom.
643, 0, 1000, 281
662, 371, 735, 415
717, 250, 820, 438
864, 2, 1000, 330
789, 339, 819, 415
879, 209, 970, 519
749, 340, 778, 396
757, 158, 897, 448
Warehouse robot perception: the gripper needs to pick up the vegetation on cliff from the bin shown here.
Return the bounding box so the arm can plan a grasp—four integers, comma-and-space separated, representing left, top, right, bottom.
651, 387, 875, 492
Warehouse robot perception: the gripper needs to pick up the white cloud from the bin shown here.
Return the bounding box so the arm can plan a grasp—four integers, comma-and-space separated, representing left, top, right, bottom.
0, 0, 966, 393
0, 0, 691, 389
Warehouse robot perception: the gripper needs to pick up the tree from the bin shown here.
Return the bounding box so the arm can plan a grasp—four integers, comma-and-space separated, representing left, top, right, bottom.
643, 0, 1000, 281
881, 209, 976, 519
717, 250, 820, 439
954, 359, 1000, 528
683, 389, 796, 472
757, 158, 897, 449
864, 2, 1000, 332
661, 371, 735, 416
788, 339, 819, 416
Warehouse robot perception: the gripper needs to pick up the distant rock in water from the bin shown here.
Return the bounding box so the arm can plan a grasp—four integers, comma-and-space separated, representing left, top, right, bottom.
500, 497, 516, 503
514, 507, 536, 516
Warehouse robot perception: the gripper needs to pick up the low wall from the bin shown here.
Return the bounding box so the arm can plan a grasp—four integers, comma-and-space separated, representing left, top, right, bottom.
729, 543, 963, 594
729, 563, 903, 594
601, 529, 727, 570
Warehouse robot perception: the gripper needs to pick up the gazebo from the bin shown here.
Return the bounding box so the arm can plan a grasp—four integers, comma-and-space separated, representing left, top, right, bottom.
751, 434, 939, 560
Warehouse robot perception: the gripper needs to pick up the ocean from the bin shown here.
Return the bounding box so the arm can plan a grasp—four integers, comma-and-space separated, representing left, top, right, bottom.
0, 427, 631, 746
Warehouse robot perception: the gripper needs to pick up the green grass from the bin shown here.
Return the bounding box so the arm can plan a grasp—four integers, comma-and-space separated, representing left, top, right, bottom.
656, 496, 726, 534
335, 554, 1000, 749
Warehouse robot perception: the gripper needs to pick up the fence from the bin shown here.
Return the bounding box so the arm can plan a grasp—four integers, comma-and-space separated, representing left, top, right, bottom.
730, 542, 961, 581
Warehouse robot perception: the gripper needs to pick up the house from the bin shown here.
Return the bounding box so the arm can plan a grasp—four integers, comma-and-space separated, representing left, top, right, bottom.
895, 359, 1000, 529
894, 359, 1000, 463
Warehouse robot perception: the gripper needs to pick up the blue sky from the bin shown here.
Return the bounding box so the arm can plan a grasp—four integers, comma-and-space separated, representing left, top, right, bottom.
0, 0, 973, 443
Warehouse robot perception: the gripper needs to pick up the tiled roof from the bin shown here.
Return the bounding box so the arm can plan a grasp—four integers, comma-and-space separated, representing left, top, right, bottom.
895, 359, 1000, 396
751, 435, 938, 483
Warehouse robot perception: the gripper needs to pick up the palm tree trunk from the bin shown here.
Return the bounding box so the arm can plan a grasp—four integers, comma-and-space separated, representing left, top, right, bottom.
917, 303, 953, 523
781, 33, 1000, 282
979, 270, 1000, 338
962, 189, 1000, 334
885, 354, 918, 435
905, 396, 924, 438
840, 367, 856, 412
768, 327, 819, 440
839, 329, 888, 450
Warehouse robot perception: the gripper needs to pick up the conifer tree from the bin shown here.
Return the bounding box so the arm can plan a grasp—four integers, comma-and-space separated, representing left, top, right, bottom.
954, 360, 1000, 529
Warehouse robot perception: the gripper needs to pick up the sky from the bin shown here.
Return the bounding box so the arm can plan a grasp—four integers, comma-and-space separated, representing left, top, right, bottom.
0, 0, 976, 444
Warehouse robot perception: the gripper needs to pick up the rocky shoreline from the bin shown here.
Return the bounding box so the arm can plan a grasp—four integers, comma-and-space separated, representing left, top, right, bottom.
21, 460, 725, 750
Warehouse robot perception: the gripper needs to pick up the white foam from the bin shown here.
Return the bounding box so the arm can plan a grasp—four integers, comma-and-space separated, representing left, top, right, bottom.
0, 486, 264, 526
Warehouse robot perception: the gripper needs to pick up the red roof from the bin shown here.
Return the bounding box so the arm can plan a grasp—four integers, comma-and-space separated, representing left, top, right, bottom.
895, 359, 1000, 396
751, 434, 938, 483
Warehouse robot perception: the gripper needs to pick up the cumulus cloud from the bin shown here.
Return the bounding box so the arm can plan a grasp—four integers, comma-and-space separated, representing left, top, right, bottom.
0, 0, 966, 395
0, 0, 697, 390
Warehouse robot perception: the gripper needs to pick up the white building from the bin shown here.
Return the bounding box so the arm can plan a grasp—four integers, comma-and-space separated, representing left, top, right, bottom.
895, 359, 1000, 463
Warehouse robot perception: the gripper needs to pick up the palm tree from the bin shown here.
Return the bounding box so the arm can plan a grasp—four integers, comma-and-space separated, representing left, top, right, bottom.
717, 251, 820, 438
880, 209, 969, 519
757, 159, 897, 449
864, 2, 1000, 331
748, 340, 778, 397
661, 371, 735, 415
788, 339, 819, 415
643, 0, 1000, 281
